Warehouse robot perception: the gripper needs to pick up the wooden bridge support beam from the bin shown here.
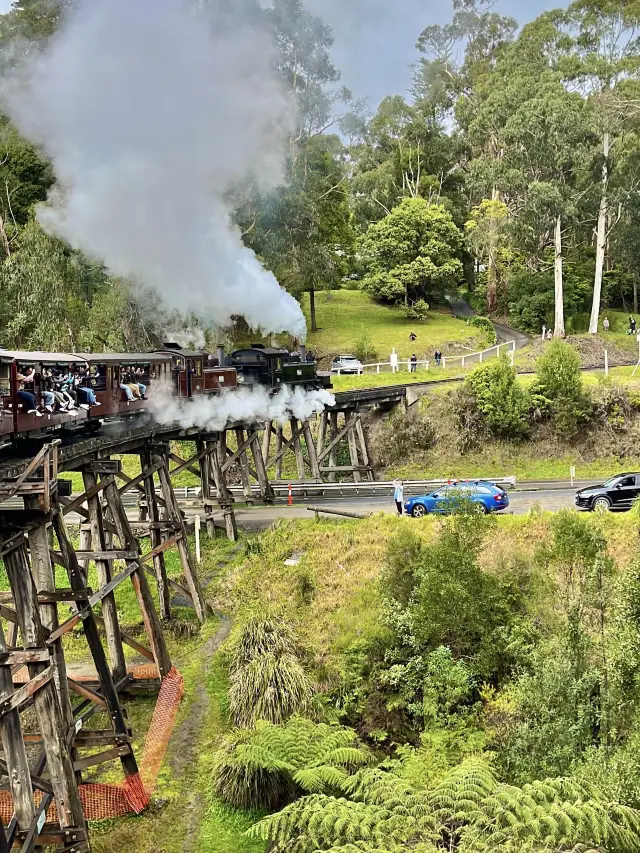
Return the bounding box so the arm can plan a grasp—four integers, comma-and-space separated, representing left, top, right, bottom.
328, 412, 338, 482
316, 411, 375, 482
196, 438, 216, 539
262, 419, 321, 485
0, 528, 88, 843
151, 447, 208, 621
81, 470, 128, 681
140, 450, 171, 621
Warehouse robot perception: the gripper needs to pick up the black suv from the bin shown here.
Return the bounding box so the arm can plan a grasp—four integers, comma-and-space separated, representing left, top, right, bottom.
575, 473, 640, 512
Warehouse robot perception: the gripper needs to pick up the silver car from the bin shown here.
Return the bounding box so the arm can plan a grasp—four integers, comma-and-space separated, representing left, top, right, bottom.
331, 354, 364, 375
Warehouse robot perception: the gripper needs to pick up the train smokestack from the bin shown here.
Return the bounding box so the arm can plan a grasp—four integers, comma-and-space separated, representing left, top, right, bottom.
299, 344, 307, 362
216, 345, 226, 366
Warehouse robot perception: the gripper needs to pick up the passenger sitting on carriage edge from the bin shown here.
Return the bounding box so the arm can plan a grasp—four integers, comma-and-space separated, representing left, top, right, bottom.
129, 368, 147, 400
74, 367, 100, 407
15, 367, 42, 416
119, 369, 136, 401
53, 370, 76, 411
120, 369, 147, 401
41, 369, 57, 412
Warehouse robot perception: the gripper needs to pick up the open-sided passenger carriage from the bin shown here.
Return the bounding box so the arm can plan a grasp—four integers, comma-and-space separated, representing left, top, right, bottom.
86, 353, 172, 417
0, 351, 91, 436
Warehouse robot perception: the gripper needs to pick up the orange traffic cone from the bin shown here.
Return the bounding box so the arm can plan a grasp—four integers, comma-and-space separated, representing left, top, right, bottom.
288, 484, 293, 507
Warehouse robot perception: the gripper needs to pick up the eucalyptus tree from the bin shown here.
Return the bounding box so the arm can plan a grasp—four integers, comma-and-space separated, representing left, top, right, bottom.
415, 0, 518, 312
562, 0, 640, 333
476, 15, 595, 336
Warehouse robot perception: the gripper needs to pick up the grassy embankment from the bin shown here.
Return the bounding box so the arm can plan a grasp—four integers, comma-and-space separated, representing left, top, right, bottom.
5, 508, 637, 850
94, 510, 640, 850
301, 290, 491, 362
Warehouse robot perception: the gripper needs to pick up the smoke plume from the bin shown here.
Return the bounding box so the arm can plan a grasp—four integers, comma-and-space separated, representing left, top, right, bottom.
1, 0, 307, 340
150, 384, 336, 432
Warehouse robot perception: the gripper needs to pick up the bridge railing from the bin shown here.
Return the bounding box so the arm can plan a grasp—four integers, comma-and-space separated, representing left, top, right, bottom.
163, 477, 518, 502
334, 340, 517, 375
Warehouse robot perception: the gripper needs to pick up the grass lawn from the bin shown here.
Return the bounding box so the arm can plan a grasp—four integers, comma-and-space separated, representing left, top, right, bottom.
302, 290, 491, 362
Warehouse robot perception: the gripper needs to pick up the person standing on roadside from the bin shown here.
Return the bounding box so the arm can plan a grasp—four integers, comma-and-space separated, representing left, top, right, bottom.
410, 353, 418, 373
603, 316, 610, 333
393, 479, 404, 516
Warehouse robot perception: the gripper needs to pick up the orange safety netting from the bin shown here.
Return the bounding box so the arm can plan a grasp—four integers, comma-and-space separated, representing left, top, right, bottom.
0, 665, 184, 823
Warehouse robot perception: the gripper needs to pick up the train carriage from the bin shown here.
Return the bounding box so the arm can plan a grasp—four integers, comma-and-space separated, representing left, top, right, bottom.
86, 353, 172, 417
159, 344, 238, 396
0, 351, 91, 436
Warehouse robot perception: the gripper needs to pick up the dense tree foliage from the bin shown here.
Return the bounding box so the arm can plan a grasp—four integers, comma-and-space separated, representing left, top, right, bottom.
361, 199, 462, 311
4, 0, 640, 347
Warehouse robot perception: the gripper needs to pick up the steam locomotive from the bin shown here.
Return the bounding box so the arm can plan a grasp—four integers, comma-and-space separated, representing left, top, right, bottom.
0, 343, 331, 442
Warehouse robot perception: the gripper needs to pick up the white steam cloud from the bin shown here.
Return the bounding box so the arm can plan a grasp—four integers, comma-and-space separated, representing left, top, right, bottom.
1, 0, 307, 340
150, 384, 336, 432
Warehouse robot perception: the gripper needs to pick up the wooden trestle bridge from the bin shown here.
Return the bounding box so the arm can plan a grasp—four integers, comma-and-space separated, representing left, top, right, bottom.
0, 385, 404, 851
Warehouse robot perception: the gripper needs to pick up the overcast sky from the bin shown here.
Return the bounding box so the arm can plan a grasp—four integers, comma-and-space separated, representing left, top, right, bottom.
0, 0, 565, 103
306, 0, 564, 104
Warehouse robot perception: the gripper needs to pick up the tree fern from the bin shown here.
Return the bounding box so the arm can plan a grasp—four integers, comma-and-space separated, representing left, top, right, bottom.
213, 717, 371, 810
228, 615, 313, 728
248, 756, 640, 853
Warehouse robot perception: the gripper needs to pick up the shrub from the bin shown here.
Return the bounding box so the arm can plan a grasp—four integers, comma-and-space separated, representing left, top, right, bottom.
507, 261, 593, 334
466, 315, 498, 346
532, 340, 592, 437
594, 381, 633, 432
212, 717, 370, 810
228, 615, 312, 728
462, 355, 531, 441
353, 332, 378, 365
489, 639, 601, 783
373, 407, 437, 467
382, 513, 522, 679
401, 299, 430, 321
249, 755, 640, 853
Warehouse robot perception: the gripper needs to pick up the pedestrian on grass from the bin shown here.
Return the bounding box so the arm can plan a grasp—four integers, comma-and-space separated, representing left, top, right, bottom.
603, 316, 610, 333
409, 332, 417, 342
630, 316, 637, 334
410, 353, 417, 373
393, 479, 404, 516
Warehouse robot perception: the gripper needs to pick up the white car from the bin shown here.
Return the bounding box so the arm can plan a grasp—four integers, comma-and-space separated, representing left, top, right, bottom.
331, 354, 364, 375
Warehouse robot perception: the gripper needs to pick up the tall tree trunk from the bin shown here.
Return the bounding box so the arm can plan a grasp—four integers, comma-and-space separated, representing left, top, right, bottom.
486, 187, 500, 314
634, 276, 638, 314
309, 287, 317, 333
554, 214, 565, 338
589, 131, 609, 335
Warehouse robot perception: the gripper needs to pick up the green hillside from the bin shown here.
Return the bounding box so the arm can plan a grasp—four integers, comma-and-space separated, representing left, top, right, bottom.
302, 290, 492, 362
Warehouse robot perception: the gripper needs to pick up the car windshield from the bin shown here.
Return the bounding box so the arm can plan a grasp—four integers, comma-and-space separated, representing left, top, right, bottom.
602, 476, 621, 488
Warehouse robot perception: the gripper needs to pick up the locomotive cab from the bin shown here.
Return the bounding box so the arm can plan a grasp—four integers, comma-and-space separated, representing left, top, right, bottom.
229, 346, 288, 389
229, 345, 331, 391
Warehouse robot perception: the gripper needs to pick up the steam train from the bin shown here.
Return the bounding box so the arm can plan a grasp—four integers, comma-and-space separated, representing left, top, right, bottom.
0, 343, 331, 443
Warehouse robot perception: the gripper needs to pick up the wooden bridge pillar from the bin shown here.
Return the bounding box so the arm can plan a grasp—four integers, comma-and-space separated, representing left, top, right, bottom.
315, 409, 375, 482
262, 418, 322, 485
151, 445, 208, 621
139, 449, 171, 621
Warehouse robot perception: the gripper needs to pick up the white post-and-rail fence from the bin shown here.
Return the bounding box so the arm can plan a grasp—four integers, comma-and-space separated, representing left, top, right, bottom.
333, 340, 517, 375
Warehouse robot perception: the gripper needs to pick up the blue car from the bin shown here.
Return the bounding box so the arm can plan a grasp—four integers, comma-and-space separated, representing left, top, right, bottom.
404, 481, 510, 517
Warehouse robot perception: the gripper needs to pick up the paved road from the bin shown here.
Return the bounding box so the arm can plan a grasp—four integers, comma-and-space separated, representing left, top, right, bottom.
448, 299, 530, 351
176, 487, 581, 532
64, 488, 584, 532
